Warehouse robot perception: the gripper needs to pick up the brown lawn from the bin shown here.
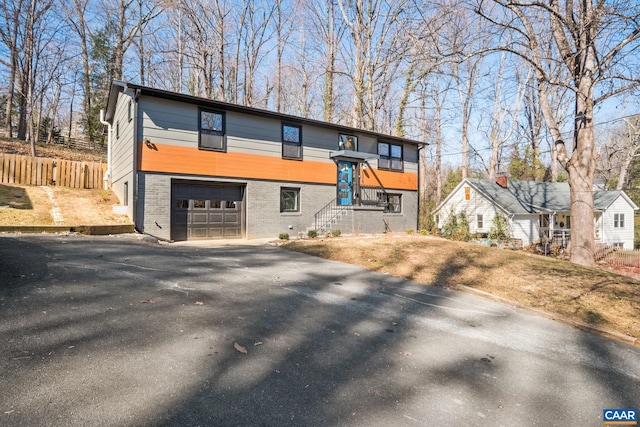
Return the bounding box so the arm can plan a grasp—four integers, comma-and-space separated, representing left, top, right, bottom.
283, 235, 640, 342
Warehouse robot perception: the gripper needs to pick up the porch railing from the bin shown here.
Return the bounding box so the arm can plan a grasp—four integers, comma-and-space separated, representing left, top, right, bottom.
359, 185, 386, 207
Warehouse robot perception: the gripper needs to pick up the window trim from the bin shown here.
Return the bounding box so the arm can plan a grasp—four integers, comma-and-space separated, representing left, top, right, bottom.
282, 123, 303, 160
198, 108, 226, 152
280, 187, 300, 213
614, 213, 625, 228
477, 214, 483, 229
381, 192, 402, 214
378, 142, 404, 172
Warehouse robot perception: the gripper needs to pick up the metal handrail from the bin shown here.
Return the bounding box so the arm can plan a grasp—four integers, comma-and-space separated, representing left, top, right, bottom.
314, 198, 344, 234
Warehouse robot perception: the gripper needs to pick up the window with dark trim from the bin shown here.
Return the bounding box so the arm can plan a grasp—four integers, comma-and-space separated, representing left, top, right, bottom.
280, 187, 300, 213
199, 109, 226, 151
116, 120, 120, 140
127, 100, 132, 121
477, 214, 483, 229
378, 142, 403, 171
614, 213, 625, 228
380, 193, 401, 213
339, 134, 358, 151
282, 124, 302, 160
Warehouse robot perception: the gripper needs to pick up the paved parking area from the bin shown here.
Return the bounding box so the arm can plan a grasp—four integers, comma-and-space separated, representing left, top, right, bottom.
1, 234, 639, 426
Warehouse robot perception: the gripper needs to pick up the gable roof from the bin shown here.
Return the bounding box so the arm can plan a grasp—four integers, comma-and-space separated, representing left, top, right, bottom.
443, 178, 638, 215
103, 80, 425, 147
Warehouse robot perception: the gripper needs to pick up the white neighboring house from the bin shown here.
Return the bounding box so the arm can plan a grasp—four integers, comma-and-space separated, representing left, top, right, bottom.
434, 177, 639, 249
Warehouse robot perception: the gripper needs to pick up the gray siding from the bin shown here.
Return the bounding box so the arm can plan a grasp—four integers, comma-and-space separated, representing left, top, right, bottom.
110, 91, 136, 219
137, 95, 420, 171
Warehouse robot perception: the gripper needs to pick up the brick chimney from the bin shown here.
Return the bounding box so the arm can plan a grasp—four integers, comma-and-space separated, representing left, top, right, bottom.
496, 175, 508, 188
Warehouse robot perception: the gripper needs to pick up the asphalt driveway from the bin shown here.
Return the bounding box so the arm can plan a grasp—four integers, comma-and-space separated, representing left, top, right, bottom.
0, 234, 638, 426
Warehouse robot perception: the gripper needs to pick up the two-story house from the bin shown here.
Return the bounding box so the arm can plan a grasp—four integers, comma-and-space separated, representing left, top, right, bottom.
103, 81, 423, 241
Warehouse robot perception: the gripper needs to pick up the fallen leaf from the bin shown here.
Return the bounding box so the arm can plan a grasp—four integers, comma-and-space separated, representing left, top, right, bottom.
234, 342, 247, 354
140, 299, 155, 304
195, 301, 204, 305
254, 342, 263, 346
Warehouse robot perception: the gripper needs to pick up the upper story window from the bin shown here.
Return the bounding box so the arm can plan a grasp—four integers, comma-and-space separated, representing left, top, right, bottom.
282, 124, 302, 160
339, 134, 358, 151
378, 142, 403, 171
614, 213, 625, 228
199, 109, 225, 151
464, 187, 471, 201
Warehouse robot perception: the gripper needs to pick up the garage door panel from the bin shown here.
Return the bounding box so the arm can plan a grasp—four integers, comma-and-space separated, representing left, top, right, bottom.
224, 213, 239, 223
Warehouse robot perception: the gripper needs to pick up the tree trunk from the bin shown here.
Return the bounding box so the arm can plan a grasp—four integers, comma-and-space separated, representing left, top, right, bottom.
568, 80, 596, 266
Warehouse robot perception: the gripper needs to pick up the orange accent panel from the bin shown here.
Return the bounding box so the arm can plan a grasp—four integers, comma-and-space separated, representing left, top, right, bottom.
138, 143, 417, 190
360, 165, 418, 190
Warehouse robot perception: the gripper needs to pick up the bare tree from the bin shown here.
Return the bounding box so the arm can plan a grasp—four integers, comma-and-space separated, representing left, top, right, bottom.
337, 0, 410, 131
0, 0, 25, 138
478, 52, 528, 179
476, 0, 640, 266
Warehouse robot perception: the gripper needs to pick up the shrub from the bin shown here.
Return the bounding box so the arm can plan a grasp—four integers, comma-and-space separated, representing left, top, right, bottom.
331, 229, 341, 237
278, 233, 289, 240
419, 229, 429, 235
488, 213, 512, 242
441, 210, 471, 242
307, 229, 318, 238
405, 228, 414, 234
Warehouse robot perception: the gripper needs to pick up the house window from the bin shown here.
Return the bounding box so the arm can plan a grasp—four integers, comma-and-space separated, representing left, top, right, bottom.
282, 124, 302, 160
382, 193, 401, 213
613, 242, 624, 248
116, 120, 120, 140
123, 181, 128, 206
614, 213, 625, 228
464, 187, 471, 201
280, 187, 300, 213
339, 134, 358, 151
199, 109, 225, 151
127, 100, 132, 121
378, 142, 403, 171
477, 214, 483, 229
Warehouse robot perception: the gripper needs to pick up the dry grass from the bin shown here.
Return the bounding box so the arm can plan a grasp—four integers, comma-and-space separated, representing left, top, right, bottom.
0, 183, 130, 226
283, 235, 640, 341
0, 137, 106, 162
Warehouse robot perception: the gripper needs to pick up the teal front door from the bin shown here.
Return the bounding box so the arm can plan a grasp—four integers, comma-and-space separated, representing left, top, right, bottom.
337, 161, 353, 205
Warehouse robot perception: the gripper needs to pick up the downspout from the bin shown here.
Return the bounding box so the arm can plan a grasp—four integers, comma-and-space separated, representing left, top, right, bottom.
99, 109, 112, 189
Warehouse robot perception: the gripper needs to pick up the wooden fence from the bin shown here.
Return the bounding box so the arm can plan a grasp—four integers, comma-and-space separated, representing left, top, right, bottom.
595, 245, 640, 268
0, 153, 106, 189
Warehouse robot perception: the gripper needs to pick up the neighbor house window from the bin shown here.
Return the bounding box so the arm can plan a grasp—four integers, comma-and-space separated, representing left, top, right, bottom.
339, 134, 358, 151
199, 109, 225, 151
280, 187, 300, 212
477, 214, 483, 229
282, 124, 302, 160
614, 213, 625, 228
123, 182, 128, 206
127, 100, 132, 121
116, 120, 120, 140
378, 142, 403, 171
380, 193, 401, 213
464, 187, 471, 201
